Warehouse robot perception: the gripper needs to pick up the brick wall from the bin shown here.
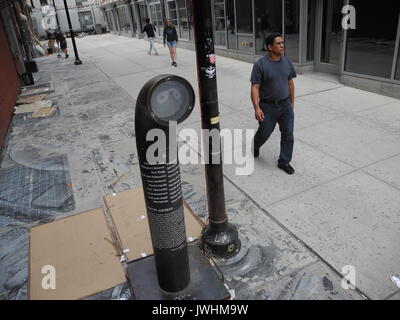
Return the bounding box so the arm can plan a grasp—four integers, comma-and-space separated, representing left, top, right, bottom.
0, 17, 20, 150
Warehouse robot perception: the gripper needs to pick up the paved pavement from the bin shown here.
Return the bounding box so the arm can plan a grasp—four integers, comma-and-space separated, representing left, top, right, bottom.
1, 34, 400, 300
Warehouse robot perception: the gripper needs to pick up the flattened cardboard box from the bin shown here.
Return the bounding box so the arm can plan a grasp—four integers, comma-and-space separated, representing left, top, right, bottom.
16, 93, 48, 105
14, 100, 52, 114
104, 187, 204, 262
29, 208, 126, 300
29, 188, 204, 299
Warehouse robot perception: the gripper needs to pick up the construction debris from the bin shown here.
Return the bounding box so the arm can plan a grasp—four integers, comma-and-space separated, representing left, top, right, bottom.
14, 100, 52, 115
16, 93, 48, 105
31, 106, 56, 118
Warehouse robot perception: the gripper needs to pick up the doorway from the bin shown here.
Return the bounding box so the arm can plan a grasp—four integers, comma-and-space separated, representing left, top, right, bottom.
314, 0, 344, 74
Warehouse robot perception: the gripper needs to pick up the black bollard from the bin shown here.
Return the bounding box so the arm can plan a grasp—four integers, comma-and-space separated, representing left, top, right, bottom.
135, 75, 195, 293
192, 0, 241, 258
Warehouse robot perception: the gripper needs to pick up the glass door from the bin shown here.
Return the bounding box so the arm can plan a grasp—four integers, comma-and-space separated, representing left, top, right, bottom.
254, 0, 282, 55
211, 0, 227, 47
177, 0, 189, 40
225, 0, 236, 50
315, 0, 344, 74
138, 1, 148, 31
148, 1, 163, 37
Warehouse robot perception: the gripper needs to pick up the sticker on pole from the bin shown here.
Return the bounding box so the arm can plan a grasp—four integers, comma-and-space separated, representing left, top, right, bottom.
205, 66, 216, 79
207, 54, 216, 64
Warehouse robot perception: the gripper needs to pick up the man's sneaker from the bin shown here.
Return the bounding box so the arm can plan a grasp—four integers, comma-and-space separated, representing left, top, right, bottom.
174, 62, 178, 67
155, 52, 159, 56
171, 61, 175, 66
278, 163, 295, 175
65, 54, 69, 59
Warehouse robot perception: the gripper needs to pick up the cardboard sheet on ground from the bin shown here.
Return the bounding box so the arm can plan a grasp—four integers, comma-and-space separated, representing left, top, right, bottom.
32, 106, 55, 118
16, 93, 48, 105
29, 208, 126, 300
20, 83, 53, 97
104, 188, 204, 262
14, 100, 52, 114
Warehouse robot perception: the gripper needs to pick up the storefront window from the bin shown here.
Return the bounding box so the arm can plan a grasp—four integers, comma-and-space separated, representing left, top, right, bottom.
79, 11, 94, 31
177, 0, 189, 39
168, 0, 178, 28
138, 1, 148, 29
187, 0, 193, 41
345, 0, 400, 79
212, 0, 226, 47
106, 11, 114, 31
307, 0, 316, 61
113, 11, 119, 31
156, 3, 164, 36
226, 0, 236, 50
129, 6, 137, 33
117, 7, 131, 33
254, 0, 282, 55
148, 0, 163, 37
235, 0, 252, 34
284, 0, 300, 63
320, 0, 343, 65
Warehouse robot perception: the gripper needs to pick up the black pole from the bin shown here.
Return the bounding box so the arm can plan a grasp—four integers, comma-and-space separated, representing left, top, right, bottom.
51, 0, 60, 30
135, 75, 195, 293
192, 0, 240, 258
62, 0, 82, 65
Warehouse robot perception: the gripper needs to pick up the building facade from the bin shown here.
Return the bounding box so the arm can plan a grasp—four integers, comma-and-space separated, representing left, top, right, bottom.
100, 0, 400, 99
29, 0, 106, 37
0, 0, 34, 150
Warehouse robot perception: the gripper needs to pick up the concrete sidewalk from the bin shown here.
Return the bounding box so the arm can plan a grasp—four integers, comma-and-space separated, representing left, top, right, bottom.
1, 34, 399, 300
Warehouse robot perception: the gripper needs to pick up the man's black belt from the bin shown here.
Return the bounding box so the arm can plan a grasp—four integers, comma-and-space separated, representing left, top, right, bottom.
260, 96, 289, 105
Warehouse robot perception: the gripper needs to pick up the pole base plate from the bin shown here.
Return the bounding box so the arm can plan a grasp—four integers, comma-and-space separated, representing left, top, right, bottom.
126, 241, 231, 300
200, 222, 241, 259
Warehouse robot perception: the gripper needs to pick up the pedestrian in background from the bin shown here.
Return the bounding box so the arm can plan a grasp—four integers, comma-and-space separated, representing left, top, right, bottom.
163, 19, 178, 67
54, 31, 69, 59
250, 33, 297, 175
45, 30, 55, 54
142, 17, 158, 55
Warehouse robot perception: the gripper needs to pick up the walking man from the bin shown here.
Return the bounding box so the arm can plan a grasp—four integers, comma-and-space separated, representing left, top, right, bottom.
54, 30, 69, 59
142, 18, 158, 55
250, 33, 297, 174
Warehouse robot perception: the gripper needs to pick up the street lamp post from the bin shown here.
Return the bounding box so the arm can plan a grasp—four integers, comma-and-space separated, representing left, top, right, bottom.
192, 0, 241, 259
62, 0, 82, 65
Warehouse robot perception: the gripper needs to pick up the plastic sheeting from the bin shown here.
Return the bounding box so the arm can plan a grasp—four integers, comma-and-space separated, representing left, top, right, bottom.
0, 156, 75, 223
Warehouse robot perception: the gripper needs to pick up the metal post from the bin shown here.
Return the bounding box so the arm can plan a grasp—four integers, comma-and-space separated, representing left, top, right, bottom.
192, 0, 240, 258
52, 0, 61, 29
135, 75, 195, 293
62, 0, 82, 65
